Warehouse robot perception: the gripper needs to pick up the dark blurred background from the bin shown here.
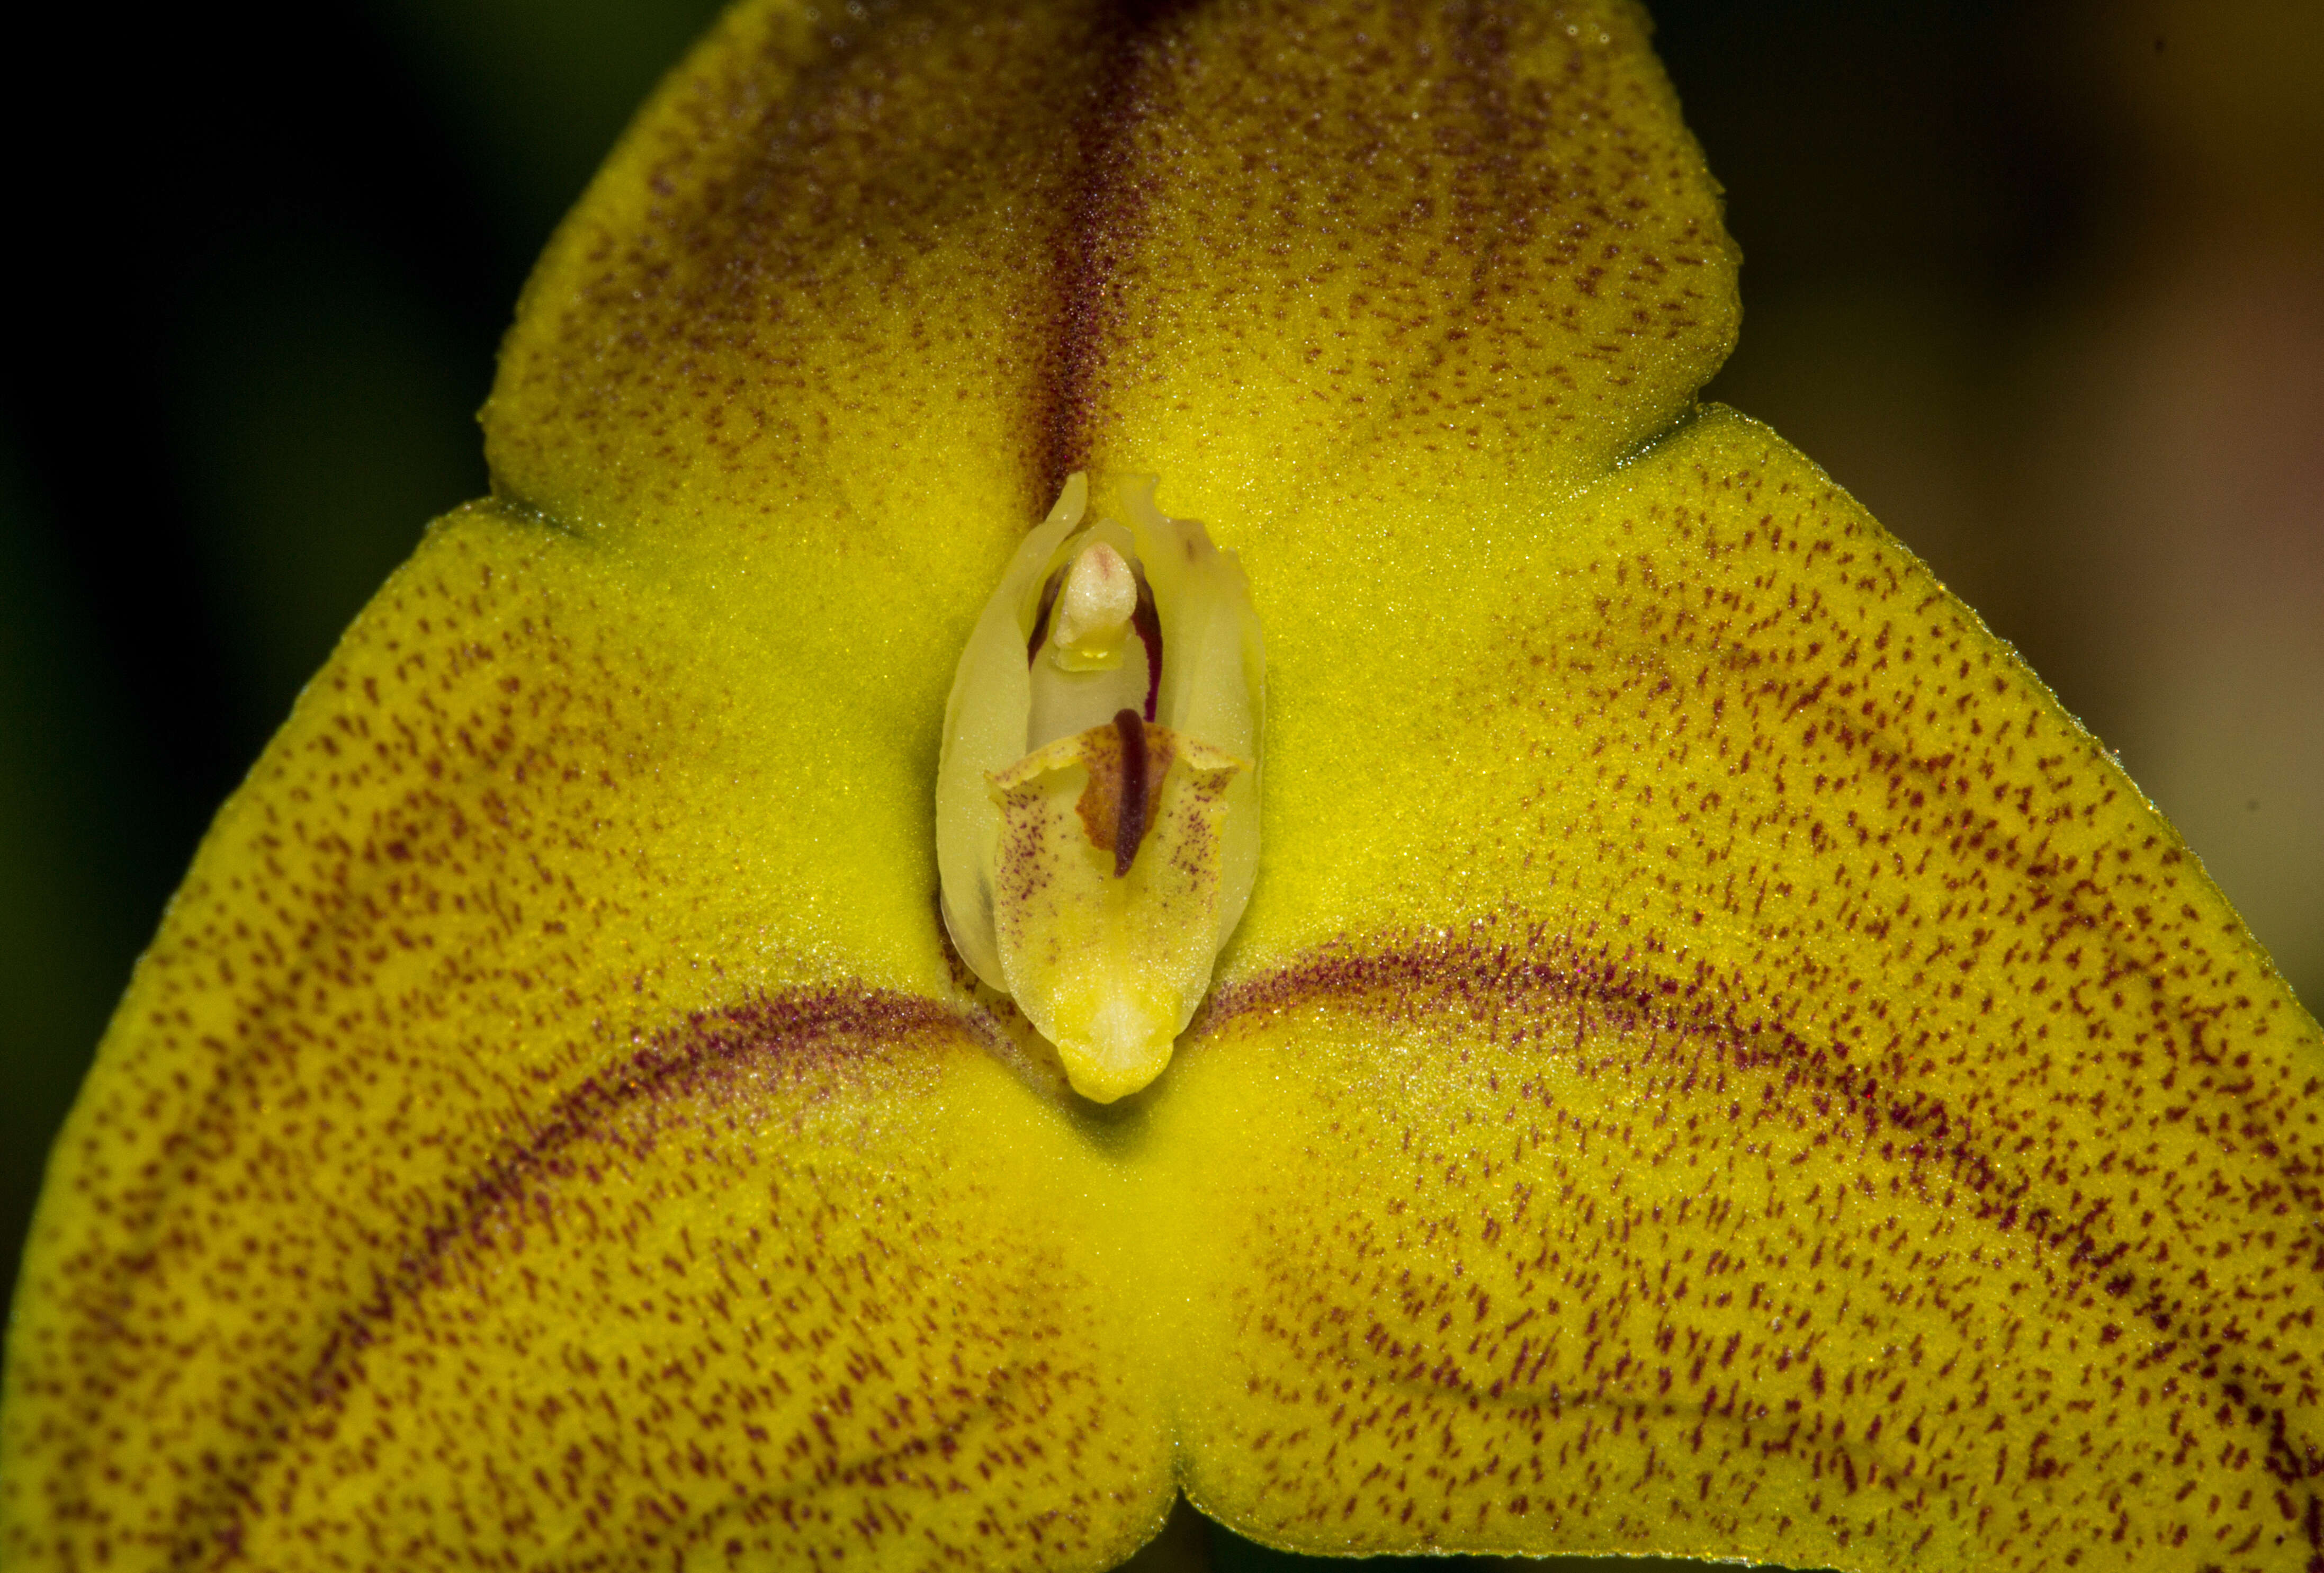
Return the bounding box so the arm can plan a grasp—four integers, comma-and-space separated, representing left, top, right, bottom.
1, 3, 2318, 1565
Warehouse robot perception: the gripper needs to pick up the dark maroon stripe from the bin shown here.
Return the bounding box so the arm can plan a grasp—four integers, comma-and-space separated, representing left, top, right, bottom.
1197, 928, 2139, 1318
1026, 564, 1066, 665
1112, 707, 1147, 877
1132, 571, 1163, 720
1037, 6, 1177, 497
288, 987, 961, 1455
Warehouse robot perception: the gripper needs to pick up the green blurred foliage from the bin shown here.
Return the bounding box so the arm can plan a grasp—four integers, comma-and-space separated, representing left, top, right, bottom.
1688, 0, 2324, 1009
369, 0, 728, 255
173, 231, 489, 720
0, 444, 170, 1302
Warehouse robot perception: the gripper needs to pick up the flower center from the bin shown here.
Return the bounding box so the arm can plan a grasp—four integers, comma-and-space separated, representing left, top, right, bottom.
934, 473, 1266, 1103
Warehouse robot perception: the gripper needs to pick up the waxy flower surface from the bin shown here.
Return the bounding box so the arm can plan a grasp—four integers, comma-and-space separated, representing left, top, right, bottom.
5, 2, 2320, 1570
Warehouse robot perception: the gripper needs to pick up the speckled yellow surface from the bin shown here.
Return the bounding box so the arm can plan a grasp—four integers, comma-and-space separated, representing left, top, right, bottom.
5, 2, 2319, 1570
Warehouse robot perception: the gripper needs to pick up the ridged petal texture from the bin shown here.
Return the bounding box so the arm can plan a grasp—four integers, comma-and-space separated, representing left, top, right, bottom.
7, 3, 2322, 1571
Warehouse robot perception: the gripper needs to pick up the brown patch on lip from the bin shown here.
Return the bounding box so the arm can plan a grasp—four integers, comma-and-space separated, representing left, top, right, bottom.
1071, 711, 1176, 875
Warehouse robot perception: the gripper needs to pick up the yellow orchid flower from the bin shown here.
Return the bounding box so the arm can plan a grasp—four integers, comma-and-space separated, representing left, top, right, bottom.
5, 2, 2320, 1571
